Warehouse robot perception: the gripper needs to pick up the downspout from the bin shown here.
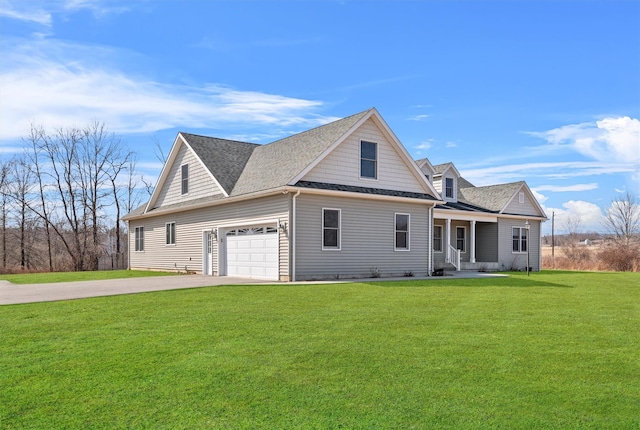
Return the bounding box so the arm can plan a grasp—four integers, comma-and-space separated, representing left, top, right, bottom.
291, 190, 301, 282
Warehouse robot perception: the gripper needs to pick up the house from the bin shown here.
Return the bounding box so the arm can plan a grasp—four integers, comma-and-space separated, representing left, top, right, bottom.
123, 108, 547, 280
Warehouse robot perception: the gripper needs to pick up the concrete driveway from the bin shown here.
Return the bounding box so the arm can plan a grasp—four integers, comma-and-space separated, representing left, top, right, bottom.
0, 275, 278, 305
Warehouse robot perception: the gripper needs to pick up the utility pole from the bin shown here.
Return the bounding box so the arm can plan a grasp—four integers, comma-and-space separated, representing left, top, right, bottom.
551, 211, 555, 261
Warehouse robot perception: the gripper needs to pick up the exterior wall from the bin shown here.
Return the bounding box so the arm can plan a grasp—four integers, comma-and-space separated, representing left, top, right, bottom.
153, 144, 224, 209
475, 222, 498, 262
497, 218, 541, 271
302, 118, 427, 194
128, 195, 290, 278
503, 191, 542, 217
294, 194, 431, 280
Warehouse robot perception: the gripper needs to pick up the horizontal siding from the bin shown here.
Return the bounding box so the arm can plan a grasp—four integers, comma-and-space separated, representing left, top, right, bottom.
475, 222, 498, 262
302, 118, 427, 194
497, 218, 540, 271
154, 144, 224, 208
129, 195, 289, 278
504, 191, 541, 216
295, 194, 431, 280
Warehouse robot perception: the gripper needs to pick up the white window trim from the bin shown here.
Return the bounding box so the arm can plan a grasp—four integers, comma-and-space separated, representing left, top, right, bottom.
134, 226, 144, 252
322, 208, 341, 251
165, 221, 176, 246
445, 177, 455, 200
181, 164, 189, 195
433, 225, 444, 253
394, 213, 410, 251
359, 140, 378, 181
512, 226, 528, 254
456, 226, 466, 253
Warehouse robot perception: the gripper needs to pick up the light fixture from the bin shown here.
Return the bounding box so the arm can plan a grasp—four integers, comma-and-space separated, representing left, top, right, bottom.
279, 221, 288, 234
211, 228, 218, 240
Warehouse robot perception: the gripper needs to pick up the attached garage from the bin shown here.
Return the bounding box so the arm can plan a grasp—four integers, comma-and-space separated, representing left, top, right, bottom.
225, 226, 279, 280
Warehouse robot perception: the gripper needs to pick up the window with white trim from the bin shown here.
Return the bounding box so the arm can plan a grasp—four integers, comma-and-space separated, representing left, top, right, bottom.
134, 226, 144, 252
166, 222, 176, 245
433, 225, 443, 252
519, 192, 524, 204
395, 213, 410, 251
322, 208, 341, 250
456, 226, 465, 252
445, 177, 454, 199
512, 227, 528, 253
181, 164, 189, 195
360, 141, 377, 179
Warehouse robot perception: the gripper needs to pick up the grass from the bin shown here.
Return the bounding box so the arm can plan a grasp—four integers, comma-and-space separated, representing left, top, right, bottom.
1, 271, 639, 429
0, 269, 177, 284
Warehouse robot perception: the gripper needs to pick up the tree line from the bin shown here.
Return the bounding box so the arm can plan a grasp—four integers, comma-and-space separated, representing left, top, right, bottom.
0, 122, 151, 273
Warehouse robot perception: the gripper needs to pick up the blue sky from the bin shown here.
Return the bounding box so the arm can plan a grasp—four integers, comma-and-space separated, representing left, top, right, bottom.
1, 0, 638, 234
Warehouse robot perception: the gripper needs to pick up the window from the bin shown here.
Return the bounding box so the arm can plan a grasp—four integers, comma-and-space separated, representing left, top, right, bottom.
519, 192, 525, 204
181, 164, 189, 195
433, 225, 443, 252
445, 177, 454, 199
134, 226, 144, 252
395, 214, 410, 250
360, 141, 377, 179
512, 227, 528, 253
456, 226, 465, 252
322, 208, 341, 250
166, 222, 176, 245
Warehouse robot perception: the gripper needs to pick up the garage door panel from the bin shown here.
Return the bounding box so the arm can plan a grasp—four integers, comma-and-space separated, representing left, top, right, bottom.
226, 230, 278, 280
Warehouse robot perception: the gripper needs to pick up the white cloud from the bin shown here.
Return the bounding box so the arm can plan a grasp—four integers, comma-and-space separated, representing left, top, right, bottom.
445, 141, 457, 148
535, 183, 598, 192
408, 114, 429, 121
461, 161, 636, 186
0, 1, 51, 25
0, 0, 129, 25
532, 117, 640, 163
543, 200, 605, 234
0, 38, 333, 141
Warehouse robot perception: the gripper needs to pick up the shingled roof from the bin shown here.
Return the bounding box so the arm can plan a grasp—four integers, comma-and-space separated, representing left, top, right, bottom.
230, 109, 372, 196
180, 133, 258, 195
458, 181, 525, 212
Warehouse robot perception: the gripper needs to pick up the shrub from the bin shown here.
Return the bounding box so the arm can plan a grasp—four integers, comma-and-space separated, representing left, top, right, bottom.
598, 242, 640, 272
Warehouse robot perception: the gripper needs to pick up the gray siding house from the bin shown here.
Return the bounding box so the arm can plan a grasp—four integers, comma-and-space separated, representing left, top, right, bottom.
123, 108, 547, 281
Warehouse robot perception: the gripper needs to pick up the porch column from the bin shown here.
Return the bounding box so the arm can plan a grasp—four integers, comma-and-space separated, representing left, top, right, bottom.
470, 220, 476, 263
445, 218, 451, 261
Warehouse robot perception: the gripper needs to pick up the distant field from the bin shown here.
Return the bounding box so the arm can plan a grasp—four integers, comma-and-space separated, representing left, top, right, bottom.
1, 271, 639, 429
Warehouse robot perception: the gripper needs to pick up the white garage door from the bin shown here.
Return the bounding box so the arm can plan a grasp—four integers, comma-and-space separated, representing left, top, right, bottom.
226, 226, 279, 280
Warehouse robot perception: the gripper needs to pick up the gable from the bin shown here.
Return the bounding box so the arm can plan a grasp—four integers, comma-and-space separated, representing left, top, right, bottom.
503, 185, 547, 218
300, 117, 431, 195
151, 143, 224, 209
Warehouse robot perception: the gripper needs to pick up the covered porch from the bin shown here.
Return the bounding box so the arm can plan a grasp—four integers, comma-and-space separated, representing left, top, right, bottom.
433, 214, 500, 272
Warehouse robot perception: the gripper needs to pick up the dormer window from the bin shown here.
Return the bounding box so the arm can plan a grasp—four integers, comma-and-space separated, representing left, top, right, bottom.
445, 177, 454, 199
360, 141, 377, 179
181, 164, 189, 195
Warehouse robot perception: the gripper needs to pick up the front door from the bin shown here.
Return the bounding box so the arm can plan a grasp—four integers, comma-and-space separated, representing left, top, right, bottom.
203, 232, 213, 275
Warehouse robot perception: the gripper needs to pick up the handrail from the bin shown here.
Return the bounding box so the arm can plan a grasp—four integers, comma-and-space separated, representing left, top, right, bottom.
447, 244, 461, 271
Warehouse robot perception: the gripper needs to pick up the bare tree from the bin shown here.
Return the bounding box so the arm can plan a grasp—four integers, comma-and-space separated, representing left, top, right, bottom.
24, 125, 55, 271
0, 159, 11, 270
5, 157, 37, 269
603, 192, 640, 246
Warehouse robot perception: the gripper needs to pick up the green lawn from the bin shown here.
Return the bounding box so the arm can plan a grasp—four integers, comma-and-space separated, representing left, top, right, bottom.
0, 269, 177, 284
1, 271, 638, 429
